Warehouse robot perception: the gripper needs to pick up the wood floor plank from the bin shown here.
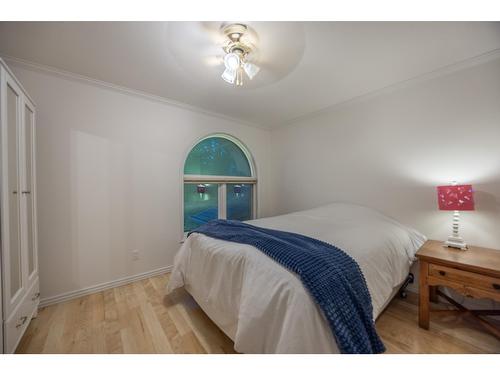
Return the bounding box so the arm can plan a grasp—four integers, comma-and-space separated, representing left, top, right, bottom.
103, 288, 124, 354
71, 296, 93, 353
58, 298, 82, 353
41, 303, 67, 353
16, 273, 500, 354
140, 300, 174, 353
113, 284, 152, 354
119, 307, 156, 354
378, 297, 499, 353
142, 280, 191, 354
178, 331, 207, 354
167, 289, 231, 353
89, 292, 106, 353
15, 304, 57, 353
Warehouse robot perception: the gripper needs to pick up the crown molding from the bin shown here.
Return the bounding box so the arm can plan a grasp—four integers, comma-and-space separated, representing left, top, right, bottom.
0, 57, 37, 106
5, 48, 500, 132
275, 48, 500, 129
1, 54, 269, 131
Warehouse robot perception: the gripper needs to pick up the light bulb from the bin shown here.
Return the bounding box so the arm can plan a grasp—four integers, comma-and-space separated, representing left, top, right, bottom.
224, 53, 240, 71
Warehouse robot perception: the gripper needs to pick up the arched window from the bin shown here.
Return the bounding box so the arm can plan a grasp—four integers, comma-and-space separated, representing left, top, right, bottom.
183, 134, 257, 232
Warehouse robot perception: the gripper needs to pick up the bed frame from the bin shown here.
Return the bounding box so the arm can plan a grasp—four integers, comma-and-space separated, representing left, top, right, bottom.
398, 273, 414, 298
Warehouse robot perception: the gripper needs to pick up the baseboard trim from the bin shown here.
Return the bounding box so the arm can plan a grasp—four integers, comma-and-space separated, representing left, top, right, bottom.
39, 265, 173, 308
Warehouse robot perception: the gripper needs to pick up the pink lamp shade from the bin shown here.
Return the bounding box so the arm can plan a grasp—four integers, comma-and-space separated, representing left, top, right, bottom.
437, 185, 474, 211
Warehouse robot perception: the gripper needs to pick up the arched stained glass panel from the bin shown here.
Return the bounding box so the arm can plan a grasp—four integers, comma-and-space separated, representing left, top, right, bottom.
183, 135, 255, 232
184, 137, 252, 177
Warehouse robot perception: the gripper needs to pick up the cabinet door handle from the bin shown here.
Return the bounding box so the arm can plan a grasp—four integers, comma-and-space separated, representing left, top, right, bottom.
32, 292, 40, 300
439, 271, 446, 276
12, 190, 18, 195
16, 316, 28, 328
22, 190, 31, 194
493, 283, 500, 290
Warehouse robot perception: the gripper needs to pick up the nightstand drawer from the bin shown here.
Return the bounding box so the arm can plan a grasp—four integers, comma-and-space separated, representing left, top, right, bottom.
429, 264, 500, 295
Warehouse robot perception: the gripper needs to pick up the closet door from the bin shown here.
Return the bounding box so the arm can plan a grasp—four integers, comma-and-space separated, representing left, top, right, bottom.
1, 73, 25, 317
23, 99, 38, 287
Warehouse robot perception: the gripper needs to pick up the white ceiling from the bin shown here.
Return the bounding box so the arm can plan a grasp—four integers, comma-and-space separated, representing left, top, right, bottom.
0, 21, 499, 128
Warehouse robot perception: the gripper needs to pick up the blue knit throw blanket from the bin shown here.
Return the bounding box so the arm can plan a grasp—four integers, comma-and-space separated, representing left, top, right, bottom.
190, 219, 385, 354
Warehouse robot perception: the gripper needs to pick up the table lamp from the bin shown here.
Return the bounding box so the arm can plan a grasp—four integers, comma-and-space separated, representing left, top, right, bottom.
436, 182, 474, 250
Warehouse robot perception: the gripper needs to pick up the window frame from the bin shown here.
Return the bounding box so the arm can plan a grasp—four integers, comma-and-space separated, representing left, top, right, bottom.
181, 133, 257, 240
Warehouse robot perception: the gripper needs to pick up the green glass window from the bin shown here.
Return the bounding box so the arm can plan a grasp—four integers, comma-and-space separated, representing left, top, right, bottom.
184, 137, 252, 176
183, 135, 255, 233
227, 184, 253, 221
184, 183, 218, 232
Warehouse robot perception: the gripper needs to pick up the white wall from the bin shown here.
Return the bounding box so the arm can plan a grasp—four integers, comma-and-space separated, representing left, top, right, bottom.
10, 64, 274, 301
9, 56, 500, 305
270, 58, 500, 250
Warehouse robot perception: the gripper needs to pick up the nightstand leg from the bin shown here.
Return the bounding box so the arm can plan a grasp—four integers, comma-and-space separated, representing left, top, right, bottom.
419, 261, 430, 329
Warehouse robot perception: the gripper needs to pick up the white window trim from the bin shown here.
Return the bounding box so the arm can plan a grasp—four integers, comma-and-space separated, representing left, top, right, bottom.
184, 175, 257, 183
180, 133, 257, 242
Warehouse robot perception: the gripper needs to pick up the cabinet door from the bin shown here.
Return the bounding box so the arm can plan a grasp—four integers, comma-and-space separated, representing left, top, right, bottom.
1, 74, 25, 317
23, 99, 38, 286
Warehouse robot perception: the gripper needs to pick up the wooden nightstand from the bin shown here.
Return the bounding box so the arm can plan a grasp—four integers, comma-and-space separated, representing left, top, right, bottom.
416, 240, 500, 339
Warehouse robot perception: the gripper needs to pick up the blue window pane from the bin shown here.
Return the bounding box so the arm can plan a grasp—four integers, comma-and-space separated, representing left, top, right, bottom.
227, 184, 253, 221
184, 137, 252, 177
184, 183, 218, 232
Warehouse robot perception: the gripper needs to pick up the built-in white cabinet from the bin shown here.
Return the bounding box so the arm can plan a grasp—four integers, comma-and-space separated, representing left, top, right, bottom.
0, 58, 39, 353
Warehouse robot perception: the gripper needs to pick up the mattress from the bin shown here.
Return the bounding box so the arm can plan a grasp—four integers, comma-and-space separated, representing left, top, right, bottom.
167, 202, 426, 353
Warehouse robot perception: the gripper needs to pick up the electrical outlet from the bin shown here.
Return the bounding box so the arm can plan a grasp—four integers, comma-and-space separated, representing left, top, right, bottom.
131, 250, 140, 261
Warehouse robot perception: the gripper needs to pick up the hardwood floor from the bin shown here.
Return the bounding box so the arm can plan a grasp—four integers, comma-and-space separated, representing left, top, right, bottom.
16, 273, 500, 354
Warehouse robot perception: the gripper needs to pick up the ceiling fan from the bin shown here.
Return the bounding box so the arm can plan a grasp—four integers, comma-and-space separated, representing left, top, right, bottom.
219, 23, 261, 86
166, 22, 304, 89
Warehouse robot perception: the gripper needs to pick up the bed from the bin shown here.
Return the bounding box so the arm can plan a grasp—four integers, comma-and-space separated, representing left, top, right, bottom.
167, 202, 426, 353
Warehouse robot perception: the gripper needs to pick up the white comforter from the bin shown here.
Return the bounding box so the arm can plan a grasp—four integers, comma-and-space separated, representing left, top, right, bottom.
167, 203, 426, 353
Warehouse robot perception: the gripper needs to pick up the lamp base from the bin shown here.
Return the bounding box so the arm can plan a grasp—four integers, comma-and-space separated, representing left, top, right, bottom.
444, 236, 468, 250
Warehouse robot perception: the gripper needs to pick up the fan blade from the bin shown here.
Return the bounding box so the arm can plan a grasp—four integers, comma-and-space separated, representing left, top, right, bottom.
203, 55, 224, 67
199, 22, 227, 45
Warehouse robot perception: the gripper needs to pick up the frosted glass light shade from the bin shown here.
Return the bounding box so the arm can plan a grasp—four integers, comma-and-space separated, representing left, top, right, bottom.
243, 62, 260, 79
221, 68, 237, 84
224, 53, 241, 71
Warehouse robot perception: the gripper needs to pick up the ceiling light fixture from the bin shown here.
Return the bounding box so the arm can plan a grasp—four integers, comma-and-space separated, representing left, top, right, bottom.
220, 23, 260, 86
224, 52, 241, 71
